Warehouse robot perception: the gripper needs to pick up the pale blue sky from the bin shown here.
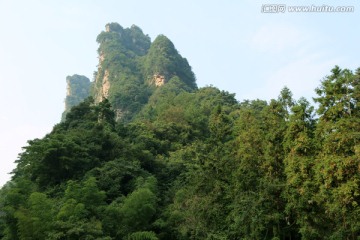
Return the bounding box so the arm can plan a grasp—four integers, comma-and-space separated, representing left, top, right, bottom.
0, 0, 359, 186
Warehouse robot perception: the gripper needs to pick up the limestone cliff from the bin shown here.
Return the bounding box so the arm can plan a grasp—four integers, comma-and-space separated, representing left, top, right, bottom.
152, 74, 166, 87
61, 75, 91, 121
91, 23, 152, 122
142, 34, 196, 89
63, 23, 197, 122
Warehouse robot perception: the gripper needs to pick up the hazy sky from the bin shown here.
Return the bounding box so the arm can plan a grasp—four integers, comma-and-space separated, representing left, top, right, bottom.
0, 0, 359, 186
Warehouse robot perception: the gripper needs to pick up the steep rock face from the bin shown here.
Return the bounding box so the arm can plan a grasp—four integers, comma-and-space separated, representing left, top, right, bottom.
62, 75, 91, 121
91, 23, 152, 121
142, 35, 197, 89
94, 70, 110, 102
152, 74, 166, 87
64, 23, 197, 122
101, 70, 110, 99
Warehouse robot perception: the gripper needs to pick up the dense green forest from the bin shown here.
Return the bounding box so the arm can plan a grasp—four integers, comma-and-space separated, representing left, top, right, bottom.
1, 23, 360, 240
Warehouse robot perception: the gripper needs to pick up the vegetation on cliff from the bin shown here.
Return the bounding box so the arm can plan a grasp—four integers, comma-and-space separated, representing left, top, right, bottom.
90, 23, 196, 122
62, 74, 91, 121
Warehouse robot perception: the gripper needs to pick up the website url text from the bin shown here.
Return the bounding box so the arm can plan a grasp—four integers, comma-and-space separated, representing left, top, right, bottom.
261, 4, 354, 13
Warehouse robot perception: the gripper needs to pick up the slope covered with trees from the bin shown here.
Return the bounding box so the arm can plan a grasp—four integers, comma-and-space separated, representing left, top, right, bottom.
1, 23, 360, 239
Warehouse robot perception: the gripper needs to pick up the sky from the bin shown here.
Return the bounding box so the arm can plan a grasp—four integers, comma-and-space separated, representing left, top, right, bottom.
0, 0, 359, 186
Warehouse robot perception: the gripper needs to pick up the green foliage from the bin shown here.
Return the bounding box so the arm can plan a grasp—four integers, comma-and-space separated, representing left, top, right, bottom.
15, 192, 54, 239
1, 23, 360, 240
93, 23, 152, 122
141, 35, 196, 89
118, 182, 157, 235
52, 178, 106, 239
229, 101, 268, 239
313, 66, 360, 238
0, 179, 37, 239
283, 98, 320, 239
92, 23, 197, 122
18, 97, 124, 187
97, 23, 151, 56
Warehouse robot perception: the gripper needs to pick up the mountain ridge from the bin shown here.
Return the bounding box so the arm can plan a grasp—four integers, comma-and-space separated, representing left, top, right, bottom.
63, 23, 196, 122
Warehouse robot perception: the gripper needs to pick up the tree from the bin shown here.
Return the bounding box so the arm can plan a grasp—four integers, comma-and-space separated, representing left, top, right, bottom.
314, 66, 360, 238
283, 98, 319, 239
53, 177, 106, 239
258, 98, 289, 239
15, 192, 54, 239
0, 179, 37, 240
115, 177, 158, 237
169, 106, 235, 239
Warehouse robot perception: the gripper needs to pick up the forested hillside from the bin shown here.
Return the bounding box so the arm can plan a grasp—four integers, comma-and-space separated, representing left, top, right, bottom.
1, 23, 360, 240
